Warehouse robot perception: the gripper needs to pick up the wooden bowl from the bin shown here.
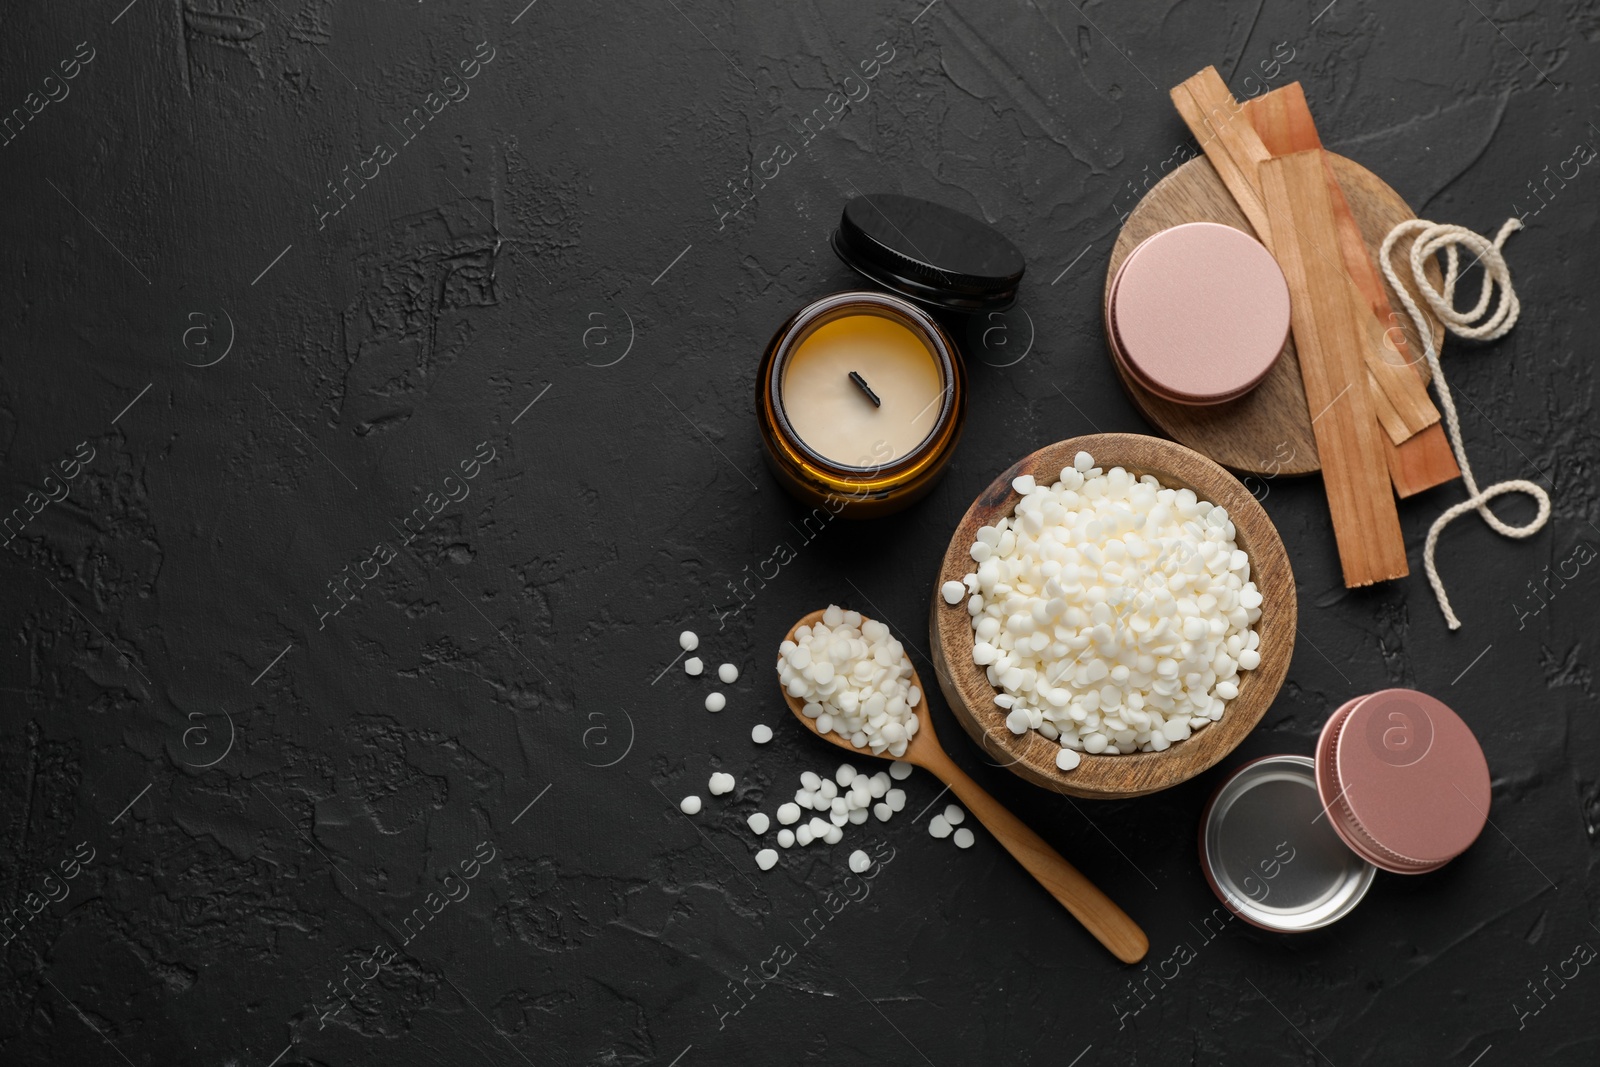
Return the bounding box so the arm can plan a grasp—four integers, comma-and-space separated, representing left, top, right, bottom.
928, 433, 1296, 799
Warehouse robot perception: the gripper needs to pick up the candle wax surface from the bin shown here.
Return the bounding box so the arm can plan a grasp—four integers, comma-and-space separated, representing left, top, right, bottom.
780, 313, 943, 468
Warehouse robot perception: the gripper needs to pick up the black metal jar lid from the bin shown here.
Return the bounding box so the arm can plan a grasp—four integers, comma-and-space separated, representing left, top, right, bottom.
831, 193, 1026, 314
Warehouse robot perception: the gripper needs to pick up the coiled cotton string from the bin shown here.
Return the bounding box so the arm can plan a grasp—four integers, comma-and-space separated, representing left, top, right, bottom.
1379, 217, 1550, 629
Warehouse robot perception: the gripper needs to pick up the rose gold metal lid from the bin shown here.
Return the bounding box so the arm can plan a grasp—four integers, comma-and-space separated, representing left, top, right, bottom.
1108, 223, 1289, 405
1315, 689, 1491, 874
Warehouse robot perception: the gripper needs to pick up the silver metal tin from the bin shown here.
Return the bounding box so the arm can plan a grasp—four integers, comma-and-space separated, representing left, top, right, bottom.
1200, 755, 1377, 932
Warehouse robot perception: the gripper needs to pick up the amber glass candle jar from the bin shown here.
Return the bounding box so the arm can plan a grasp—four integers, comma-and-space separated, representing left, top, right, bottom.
756, 194, 1023, 518
758, 291, 965, 518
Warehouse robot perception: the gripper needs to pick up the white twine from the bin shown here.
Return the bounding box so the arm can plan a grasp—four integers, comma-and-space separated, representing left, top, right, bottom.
1378, 217, 1550, 629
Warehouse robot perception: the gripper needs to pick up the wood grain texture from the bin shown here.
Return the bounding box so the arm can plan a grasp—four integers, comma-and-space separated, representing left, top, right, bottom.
1106, 153, 1446, 476
1171, 67, 1275, 244
927, 434, 1296, 800
1259, 152, 1409, 587
1240, 84, 1440, 445
1242, 84, 1460, 495
780, 609, 1149, 964
1385, 422, 1462, 498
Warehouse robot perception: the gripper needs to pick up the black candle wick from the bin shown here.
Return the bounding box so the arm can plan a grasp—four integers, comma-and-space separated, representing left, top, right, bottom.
848, 371, 882, 408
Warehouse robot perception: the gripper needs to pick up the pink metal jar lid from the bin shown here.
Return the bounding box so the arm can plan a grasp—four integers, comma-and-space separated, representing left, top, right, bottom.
1108, 223, 1290, 405
1315, 689, 1491, 874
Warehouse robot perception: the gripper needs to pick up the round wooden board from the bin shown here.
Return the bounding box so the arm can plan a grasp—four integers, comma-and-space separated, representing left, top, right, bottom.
928, 434, 1297, 800
1105, 153, 1446, 476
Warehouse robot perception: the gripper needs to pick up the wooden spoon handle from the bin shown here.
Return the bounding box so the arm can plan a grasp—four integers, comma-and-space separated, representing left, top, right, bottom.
923, 752, 1149, 964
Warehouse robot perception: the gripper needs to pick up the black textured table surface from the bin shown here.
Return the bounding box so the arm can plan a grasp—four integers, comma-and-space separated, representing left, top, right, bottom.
3, 2, 1597, 1065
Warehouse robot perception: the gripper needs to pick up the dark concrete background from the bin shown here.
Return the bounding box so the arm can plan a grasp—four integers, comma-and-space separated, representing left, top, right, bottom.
2, 1, 1597, 1064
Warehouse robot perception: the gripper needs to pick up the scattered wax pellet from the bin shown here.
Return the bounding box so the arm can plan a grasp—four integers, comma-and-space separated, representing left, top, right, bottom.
953, 827, 975, 849
886, 788, 906, 812
685, 657, 703, 676
872, 802, 892, 821
708, 772, 735, 795
718, 663, 739, 684
748, 812, 770, 835
823, 825, 843, 845
705, 692, 726, 712
848, 849, 872, 873
1056, 748, 1082, 771
751, 724, 773, 744
776, 802, 801, 824
944, 804, 965, 826
680, 795, 702, 815
929, 814, 952, 839
890, 761, 913, 780
679, 631, 699, 651
800, 771, 822, 792
868, 772, 890, 798
836, 764, 857, 787
941, 580, 966, 605
756, 848, 779, 871
796, 825, 814, 846
777, 828, 796, 848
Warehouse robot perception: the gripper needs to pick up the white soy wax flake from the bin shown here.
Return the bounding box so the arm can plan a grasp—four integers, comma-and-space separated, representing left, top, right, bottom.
775, 605, 919, 754
778, 828, 796, 848
679, 631, 699, 651
943, 804, 965, 826
705, 693, 726, 713
776, 802, 802, 825
795, 825, 814, 846
848, 849, 873, 873
708, 772, 735, 796
800, 771, 822, 792
963, 449, 1263, 756
836, 764, 857, 788
748, 812, 770, 835
953, 827, 975, 849
929, 814, 953, 839
823, 825, 843, 845
755, 848, 779, 871
872, 802, 892, 822
868, 772, 890, 798
680, 795, 702, 815
751, 724, 773, 744
718, 662, 739, 684
885, 788, 906, 812
941, 580, 966, 605
890, 761, 913, 780
684, 657, 704, 676
847, 807, 868, 825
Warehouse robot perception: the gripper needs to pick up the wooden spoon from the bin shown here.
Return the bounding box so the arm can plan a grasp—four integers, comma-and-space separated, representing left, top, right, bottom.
781, 609, 1150, 964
